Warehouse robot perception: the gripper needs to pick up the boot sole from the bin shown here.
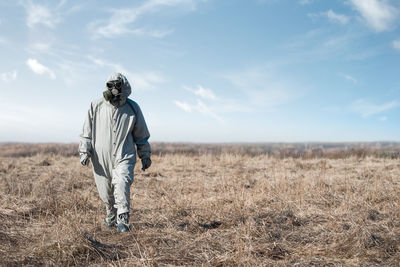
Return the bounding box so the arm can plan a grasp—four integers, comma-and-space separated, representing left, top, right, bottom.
117, 223, 131, 233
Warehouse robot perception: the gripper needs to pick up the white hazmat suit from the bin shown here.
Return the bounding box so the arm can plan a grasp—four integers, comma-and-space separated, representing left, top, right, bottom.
79, 73, 151, 232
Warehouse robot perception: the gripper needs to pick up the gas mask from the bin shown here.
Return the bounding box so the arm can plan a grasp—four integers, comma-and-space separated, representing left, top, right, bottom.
103, 79, 123, 103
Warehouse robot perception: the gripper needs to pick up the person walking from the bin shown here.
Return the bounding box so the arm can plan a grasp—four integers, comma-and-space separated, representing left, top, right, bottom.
79, 72, 151, 233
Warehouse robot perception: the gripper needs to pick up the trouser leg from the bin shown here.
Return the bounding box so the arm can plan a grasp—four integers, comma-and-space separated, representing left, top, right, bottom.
94, 174, 116, 218
112, 164, 134, 217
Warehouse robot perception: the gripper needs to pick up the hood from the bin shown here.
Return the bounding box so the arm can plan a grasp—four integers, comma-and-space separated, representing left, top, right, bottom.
105, 72, 132, 106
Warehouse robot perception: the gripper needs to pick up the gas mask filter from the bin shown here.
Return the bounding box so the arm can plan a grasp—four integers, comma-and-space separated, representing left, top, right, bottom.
103, 79, 122, 102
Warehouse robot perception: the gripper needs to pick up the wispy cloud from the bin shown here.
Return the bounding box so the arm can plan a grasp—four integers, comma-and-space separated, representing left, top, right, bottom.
309, 10, 350, 25
351, 98, 399, 117
348, 0, 399, 32
284, 27, 379, 62
22, 0, 61, 28
257, 0, 279, 4
392, 39, 400, 50
299, 0, 312, 5
174, 99, 223, 122
30, 42, 51, 52
26, 58, 56, 79
88, 55, 166, 90
339, 73, 358, 84
174, 100, 192, 112
0, 70, 18, 82
21, 1, 86, 31
177, 68, 297, 122
195, 99, 223, 122
183, 85, 217, 100
57, 0, 68, 9
175, 83, 248, 122
89, 0, 199, 39
325, 10, 350, 24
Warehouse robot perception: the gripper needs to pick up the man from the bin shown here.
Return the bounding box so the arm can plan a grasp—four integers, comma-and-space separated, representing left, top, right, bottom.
79, 72, 151, 233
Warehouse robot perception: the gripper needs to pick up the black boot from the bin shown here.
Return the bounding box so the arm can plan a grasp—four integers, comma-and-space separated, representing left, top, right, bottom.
117, 212, 130, 233
103, 214, 116, 228
102, 206, 117, 228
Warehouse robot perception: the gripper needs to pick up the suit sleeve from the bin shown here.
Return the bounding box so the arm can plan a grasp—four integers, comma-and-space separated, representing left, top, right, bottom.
78, 103, 94, 157
132, 104, 151, 159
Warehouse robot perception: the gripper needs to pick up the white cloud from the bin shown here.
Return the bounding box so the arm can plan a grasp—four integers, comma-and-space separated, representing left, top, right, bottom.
176, 83, 245, 122
31, 42, 51, 51
22, 1, 60, 28
0, 70, 18, 82
257, 0, 279, 4
88, 55, 166, 90
195, 99, 223, 122
132, 72, 166, 89
184, 85, 217, 100
349, 0, 398, 32
325, 10, 350, 24
174, 100, 192, 112
284, 27, 379, 62
309, 10, 350, 25
26, 58, 56, 79
89, 0, 198, 39
392, 39, 400, 50
57, 0, 68, 9
147, 29, 175, 38
351, 98, 399, 117
174, 99, 223, 122
299, 0, 312, 5
339, 73, 358, 84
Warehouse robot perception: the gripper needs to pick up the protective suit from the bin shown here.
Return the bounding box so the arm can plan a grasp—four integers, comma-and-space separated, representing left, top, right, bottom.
79, 72, 151, 232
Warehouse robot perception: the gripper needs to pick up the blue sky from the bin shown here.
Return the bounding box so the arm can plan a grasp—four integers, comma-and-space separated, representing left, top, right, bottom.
0, 0, 399, 142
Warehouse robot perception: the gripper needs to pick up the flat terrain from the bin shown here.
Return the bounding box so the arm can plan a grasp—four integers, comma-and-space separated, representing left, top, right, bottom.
1, 150, 400, 266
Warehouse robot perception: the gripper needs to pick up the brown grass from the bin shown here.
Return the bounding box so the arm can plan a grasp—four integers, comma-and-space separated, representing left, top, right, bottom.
1, 142, 400, 158
0, 145, 400, 266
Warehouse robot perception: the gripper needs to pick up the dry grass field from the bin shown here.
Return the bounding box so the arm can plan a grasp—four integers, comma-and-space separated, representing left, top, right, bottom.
1, 144, 400, 266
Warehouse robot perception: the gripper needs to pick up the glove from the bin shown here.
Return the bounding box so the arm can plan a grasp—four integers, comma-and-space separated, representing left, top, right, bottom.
141, 157, 151, 171
80, 153, 90, 166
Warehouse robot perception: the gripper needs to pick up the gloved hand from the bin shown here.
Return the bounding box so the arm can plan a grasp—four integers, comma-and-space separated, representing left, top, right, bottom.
80, 153, 90, 166
141, 157, 151, 171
